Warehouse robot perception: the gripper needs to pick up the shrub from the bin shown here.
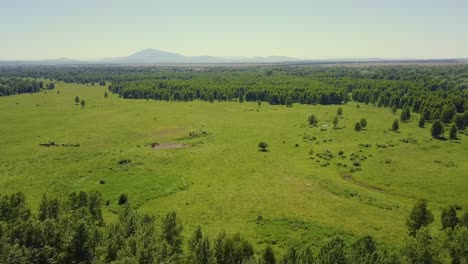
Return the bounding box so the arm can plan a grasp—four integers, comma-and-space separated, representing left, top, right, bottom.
354, 122, 362, 132
308, 114, 318, 126
118, 194, 128, 205
332, 116, 339, 129
258, 142, 268, 152
360, 118, 367, 128
337, 107, 343, 116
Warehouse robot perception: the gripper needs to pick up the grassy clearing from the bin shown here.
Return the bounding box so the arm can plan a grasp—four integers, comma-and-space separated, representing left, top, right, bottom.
0, 82, 466, 252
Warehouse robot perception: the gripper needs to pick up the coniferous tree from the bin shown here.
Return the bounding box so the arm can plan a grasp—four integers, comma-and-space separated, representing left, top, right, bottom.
262, 245, 276, 264
400, 106, 411, 122
188, 226, 211, 264
440, 104, 456, 124
281, 246, 299, 264
391, 105, 398, 115
360, 118, 367, 128
317, 237, 347, 264
337, 107, 343, 116
449, 124, 458, 140
161, 211, 183, 262
418, 117, 425, 128
441, 205, 458, 230
332, 116, 339, 129
348, 236, 379, 264
392, 119, 399, 132
308, 114, 318, 126
403, 228, 443, 264
431, 120, 445, 138
354, 122, 362, 132
406, 199, 434, 236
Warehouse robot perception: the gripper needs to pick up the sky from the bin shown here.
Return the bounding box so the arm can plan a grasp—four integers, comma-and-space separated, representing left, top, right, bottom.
1, 0, 467, 60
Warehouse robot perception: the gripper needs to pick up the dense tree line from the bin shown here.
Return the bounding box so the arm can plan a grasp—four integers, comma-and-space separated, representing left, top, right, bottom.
1, 65, 466, 114
1, 191, 467, 263
0, 78, 52, 96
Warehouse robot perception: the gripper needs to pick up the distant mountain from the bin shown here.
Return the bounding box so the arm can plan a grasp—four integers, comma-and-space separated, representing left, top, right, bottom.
0, 49, 466, 65
100, 49, 299, 64
103, 49, 186, 63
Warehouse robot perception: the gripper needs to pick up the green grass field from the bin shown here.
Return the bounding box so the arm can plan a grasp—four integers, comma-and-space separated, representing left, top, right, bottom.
0, 82, 467, 252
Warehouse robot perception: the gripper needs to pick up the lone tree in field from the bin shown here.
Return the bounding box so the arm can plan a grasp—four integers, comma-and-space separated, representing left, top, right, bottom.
449, 124, 458, 140
104, 91, 108, 98
337, 107, 343, 116
360, 118, 367, 128
258, 142, 268, 152
75, 96, 80, 104
406, 199, 434, 236
80, 100, 86, 108
332, 116, 339, 129
391, 119, 399, 132
308, 114, 318, 126
431, 120, 444, 138
354, 122, 362, 132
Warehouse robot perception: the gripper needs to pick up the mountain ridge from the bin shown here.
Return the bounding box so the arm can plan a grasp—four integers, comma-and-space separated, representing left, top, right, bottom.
0, 49, 466, 65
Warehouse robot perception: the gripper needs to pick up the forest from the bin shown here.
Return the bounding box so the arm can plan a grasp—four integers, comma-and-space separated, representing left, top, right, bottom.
1, 65, 467, 125
0, 191, 467, 264
0, 78, 54, 96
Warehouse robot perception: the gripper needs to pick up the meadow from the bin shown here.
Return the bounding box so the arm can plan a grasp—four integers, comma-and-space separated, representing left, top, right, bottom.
1, 80, 466, 253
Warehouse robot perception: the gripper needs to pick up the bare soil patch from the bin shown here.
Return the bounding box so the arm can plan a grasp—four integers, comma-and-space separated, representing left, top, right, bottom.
150, 143, 186, 150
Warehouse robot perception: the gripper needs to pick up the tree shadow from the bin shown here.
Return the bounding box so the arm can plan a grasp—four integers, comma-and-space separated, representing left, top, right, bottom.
258, 149, 269, 152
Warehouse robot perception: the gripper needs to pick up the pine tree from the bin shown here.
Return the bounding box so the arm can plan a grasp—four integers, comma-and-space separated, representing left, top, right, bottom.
392, 119, 399, 132
406, 199, 434, 236
262, 245, 276, 264
354, 122, 362, 132
431, 120, 445, 138
332, 116, 339, 129
441, 205, 458, 230
337, 107, 343, 116
418, 117, 425, 128
360, 118, 367, 128
449, 123, 458, 140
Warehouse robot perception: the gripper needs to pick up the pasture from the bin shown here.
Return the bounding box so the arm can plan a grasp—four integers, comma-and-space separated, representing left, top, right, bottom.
0, 82, 466, 252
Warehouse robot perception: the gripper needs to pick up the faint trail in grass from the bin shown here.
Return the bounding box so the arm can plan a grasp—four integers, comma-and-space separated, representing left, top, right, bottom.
342, 174, 416, 200
342, 175, 385, 192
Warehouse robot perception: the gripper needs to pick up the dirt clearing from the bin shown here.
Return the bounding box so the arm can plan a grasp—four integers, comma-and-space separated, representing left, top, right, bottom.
150, 143, 186, 150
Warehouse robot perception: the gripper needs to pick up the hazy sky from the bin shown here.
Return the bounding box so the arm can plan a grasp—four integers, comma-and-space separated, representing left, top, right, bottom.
1, 0, 467, 60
